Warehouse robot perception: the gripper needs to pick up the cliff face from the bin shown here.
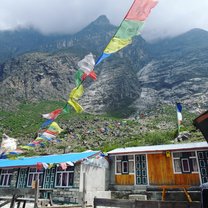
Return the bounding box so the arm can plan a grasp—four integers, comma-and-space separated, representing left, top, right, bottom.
0, 16, 208, 115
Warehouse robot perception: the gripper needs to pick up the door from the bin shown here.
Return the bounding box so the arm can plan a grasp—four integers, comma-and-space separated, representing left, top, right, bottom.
197, 151, 208, 183
135, 154, 148, 185
17, 168, 28, 188
43, 167, 55, 188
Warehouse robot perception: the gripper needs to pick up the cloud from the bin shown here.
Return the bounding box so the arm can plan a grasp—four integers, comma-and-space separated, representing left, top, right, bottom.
0, 0, 132, 34
142, 0, 208, 41
0, 0, 208, 40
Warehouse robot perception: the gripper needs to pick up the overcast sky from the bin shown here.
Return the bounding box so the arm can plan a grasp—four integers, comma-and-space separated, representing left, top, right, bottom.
0, 0, 208, 41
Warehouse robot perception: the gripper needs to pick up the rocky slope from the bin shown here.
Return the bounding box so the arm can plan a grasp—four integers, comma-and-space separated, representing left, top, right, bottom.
0, 16, 208, 116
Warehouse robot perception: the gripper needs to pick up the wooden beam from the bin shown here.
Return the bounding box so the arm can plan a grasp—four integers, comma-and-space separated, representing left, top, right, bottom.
183, 187, 192, 203
0, 199, 12, 208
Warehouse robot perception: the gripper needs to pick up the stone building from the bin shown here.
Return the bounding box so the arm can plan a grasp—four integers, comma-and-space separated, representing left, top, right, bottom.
0, 150, 110, 206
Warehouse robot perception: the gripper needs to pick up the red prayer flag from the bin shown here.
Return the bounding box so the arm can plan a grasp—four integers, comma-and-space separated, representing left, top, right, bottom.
125, 0, 158, 21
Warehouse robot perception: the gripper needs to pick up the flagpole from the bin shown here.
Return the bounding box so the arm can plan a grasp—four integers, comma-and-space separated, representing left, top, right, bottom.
176, 103, 180, 136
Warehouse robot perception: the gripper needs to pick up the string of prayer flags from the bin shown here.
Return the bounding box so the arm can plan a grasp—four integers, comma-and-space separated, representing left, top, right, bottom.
78, 53, 96, 81
60, 162, 67, 170
42, 108, 62, 120
68, 84, 84, 113
96, 0, 158, 65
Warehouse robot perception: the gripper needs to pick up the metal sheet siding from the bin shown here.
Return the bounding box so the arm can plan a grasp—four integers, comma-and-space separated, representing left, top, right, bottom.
0, 151, 100, 168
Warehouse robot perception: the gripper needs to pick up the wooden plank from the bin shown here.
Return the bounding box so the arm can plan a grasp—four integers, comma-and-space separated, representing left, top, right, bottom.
115, 175, 134, 185
0, 200, 12, 208
183, 187, 192, 202
34, 179, 39, 208
10, 195, 17, 208
147, 154, 200, 186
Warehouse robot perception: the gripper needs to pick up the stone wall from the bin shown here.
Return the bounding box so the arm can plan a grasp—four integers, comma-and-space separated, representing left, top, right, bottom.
52, 188, 80, 204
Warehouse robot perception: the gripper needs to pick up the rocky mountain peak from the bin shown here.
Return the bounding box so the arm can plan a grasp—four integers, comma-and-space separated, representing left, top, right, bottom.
91, 15, 110, 26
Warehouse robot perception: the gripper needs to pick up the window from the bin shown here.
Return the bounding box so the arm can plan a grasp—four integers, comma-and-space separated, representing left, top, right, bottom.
0, 169, 13, 187
55, 166, 74, 187
115, 155, 134, 174
173, 151, 198, 173
27, 168, 44, 187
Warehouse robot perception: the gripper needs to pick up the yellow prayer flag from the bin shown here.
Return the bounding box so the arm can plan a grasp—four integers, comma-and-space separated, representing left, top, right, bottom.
50, 122, 63, 134
68, 99, 83, 113
69, 85, 84, 100
104, 37, 131, 54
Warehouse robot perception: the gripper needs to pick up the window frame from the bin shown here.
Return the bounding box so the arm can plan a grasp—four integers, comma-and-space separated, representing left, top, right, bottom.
27, 167, 44, 187
55, 166, 74, 188
115, 155, 135, 175
172, 151, 199, 174
0, 168, 13, 187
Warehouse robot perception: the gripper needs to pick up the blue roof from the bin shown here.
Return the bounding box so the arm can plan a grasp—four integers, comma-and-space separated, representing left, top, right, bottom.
0, 150, 100, 168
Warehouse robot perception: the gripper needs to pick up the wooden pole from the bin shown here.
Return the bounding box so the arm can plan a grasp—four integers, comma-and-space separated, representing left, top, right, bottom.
34, 178, 39, 208
82, 172, 86, 208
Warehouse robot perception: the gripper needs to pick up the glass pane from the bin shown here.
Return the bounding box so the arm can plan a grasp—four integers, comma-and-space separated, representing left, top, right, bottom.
122, 156, 128, 161
4, 175, 8, 186
8, 175, 12, 186
122, 161, 128, 173
142, 177, 147, 184
200, 160, 206, 167
128, 155, 134, 160
142, 170, 146, 176
68, 173, 74, 186
141, 155, 145, 161
62, 173, 68, 186
190, 158, 198, 172
116, 162, 121, 173
173, 152, 181, 158
136, 156, 140, 161
137, 170, 141, 176
198, 152, 204, 159
30, 168, 36, 172
116, 156, 122, 160
129, 161, 134, 173
174, 159, 181, 172
182, 159, 190, 172
56, 173, 61, 186
28, 174, 33, 186
201, 168, 207, 176
39, 174, 43, 186
0, 176, 3, 185
67, 166, 74, 171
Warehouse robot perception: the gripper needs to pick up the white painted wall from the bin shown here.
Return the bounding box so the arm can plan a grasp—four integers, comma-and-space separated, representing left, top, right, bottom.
79, 162, 111, 206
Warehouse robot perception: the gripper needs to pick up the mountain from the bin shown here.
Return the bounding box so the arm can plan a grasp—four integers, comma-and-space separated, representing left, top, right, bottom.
0, 16, 208, 116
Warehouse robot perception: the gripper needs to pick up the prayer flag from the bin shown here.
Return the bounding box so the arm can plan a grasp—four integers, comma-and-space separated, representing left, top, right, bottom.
42, 109, 62, 120
176, 103, 182, 132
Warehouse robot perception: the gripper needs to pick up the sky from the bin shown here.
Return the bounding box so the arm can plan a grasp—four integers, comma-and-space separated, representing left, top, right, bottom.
0, 0, 208, 41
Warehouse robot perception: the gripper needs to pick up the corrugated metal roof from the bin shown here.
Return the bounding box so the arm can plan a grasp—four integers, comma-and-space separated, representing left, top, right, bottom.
107, 142, 208, 155
0, 150, 100, 168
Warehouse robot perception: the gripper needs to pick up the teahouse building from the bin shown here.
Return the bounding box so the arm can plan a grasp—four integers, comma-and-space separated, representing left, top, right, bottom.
0, 150, 110, 205
107, 142, 208, 190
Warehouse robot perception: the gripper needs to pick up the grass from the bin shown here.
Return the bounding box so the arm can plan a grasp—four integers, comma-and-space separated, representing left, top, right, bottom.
0, 101, 205, 155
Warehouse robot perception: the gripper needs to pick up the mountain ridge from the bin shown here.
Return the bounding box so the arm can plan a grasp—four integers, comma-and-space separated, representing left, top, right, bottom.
0, 15, 208, 115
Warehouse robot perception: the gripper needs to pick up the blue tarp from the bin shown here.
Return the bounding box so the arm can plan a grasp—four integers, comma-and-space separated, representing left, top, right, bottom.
0, 151, 100, 168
